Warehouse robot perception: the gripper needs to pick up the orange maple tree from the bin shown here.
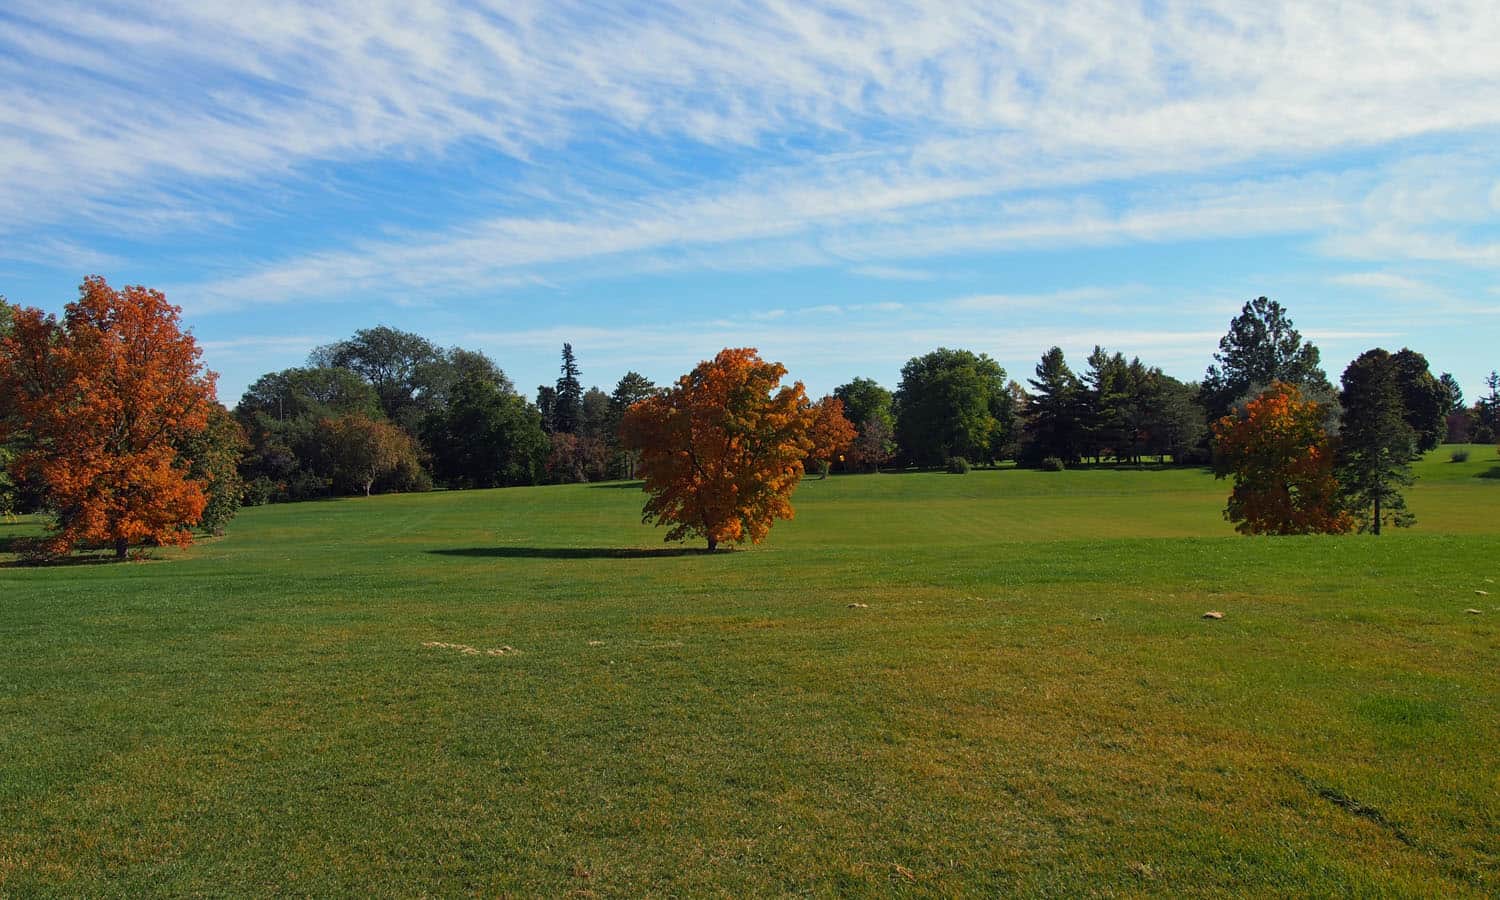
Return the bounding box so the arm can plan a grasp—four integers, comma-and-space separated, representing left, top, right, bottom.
620, 348, 814, 551
0, 277, 216, 559
1212, 381, 1352, 535
805, 395, 857, 474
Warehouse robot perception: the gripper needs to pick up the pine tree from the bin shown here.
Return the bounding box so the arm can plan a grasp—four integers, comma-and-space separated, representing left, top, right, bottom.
1025, 347, 1083, 464
1201, 297, 1330, 421
535, 385, 558, 434
553, 343, 583, 434
1337, 349, 1417, 534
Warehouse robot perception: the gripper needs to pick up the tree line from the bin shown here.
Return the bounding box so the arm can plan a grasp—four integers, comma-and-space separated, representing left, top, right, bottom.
2, 279, 1496, 557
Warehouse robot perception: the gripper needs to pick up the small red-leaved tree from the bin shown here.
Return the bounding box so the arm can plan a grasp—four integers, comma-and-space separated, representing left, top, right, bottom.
805, 395, 857, 476
620, 348, 813, 551
1212, 381, 1351, 535
0, 277, 216, 558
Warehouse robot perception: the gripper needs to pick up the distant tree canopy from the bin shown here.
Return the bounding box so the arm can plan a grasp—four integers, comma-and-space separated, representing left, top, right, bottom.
311, 326, 445, 430
1390, 349, 1447, 453
1201, 297, 1331, 422
422, 379, 547, 489
895, 348, 1012, 467
834, 377, 896, 472
11, 276, 1472, 535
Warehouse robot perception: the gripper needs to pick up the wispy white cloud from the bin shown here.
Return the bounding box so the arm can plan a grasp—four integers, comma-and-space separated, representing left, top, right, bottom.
5, 1, 1500, 243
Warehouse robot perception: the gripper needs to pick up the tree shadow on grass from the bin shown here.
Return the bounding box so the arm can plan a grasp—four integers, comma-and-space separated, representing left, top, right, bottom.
427, 546, 712, 560
1478, 466, 1500, 480
586, 481, 646, 490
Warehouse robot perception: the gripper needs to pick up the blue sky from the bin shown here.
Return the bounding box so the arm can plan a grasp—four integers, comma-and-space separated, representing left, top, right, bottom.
3, 1, 1498, 405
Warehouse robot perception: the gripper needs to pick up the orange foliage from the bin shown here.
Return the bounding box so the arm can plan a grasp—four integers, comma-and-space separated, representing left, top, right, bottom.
805, 395, 857, 470
620, 348, 813, 550
1212, 381, 1352, 535
0, 277, 215, 558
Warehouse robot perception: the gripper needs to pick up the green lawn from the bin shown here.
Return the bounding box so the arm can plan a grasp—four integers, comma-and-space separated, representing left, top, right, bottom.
3, 446, 1498, 895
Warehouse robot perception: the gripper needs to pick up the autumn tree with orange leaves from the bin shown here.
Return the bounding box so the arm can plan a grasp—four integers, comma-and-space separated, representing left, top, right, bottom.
1212, 381, 1352, 535
805, 395, 857, 477
620, 348, 813, 551
0, 277, 218, 559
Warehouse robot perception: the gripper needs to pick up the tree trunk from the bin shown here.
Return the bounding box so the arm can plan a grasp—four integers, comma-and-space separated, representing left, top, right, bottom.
706, 538, 718, 553
1373, 490, 1381, 535
114, 538, 128, 560
364, 480, 373, 497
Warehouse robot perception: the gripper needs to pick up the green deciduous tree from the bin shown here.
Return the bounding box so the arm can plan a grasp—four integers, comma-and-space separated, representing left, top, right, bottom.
311, 326, 445, 431
895, 349, 1012, 467
422, 380, 548, 488
1390, 349, 1447, 453
834, 377, 896, 471
177, 402, 248, 535
321, 414, 423, 497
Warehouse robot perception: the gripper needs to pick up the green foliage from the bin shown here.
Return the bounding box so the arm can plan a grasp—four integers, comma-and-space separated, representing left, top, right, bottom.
1201, 297, 1330, 421
608, 372, 658, 478
1039, 455, 1066, 471
422, 380, 548, 488
1477, 371, 1500, 433
553, 343, 584, 434
311, 326, 446, 431
176, 403, 247, 535
0, 442, 16, 518
945, 456, 971, 474
1024, 346, 1084, 464
895, 349, 1012, 467
1437, 372, 1464, 414
1338, 349, 1418, 534
237, 367, 382, 423
834, 377, 897, 471
1391, 349, 1447, 452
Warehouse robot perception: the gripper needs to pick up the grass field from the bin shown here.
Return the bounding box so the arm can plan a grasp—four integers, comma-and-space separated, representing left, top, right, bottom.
3, 446, 1498, 895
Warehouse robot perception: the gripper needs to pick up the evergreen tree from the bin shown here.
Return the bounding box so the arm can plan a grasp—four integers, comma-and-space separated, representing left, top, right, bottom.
1337, 349, 1417, 534
1081, 346, 1130, 462
553, 343, 584, 434
535, 385, 558, 433
1437, 372, 1464, 414
1201, 297, 1330, 421
1478, 371, 1500, 433
1025, 346, 1083, 464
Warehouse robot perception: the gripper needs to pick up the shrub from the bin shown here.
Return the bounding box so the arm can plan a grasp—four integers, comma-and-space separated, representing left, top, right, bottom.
242, 476, 275, 507
1472, 424, 1495, 444
1450, 449, 1470, 463
945, 456, 971, 474
1039, 456, 1066, 471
